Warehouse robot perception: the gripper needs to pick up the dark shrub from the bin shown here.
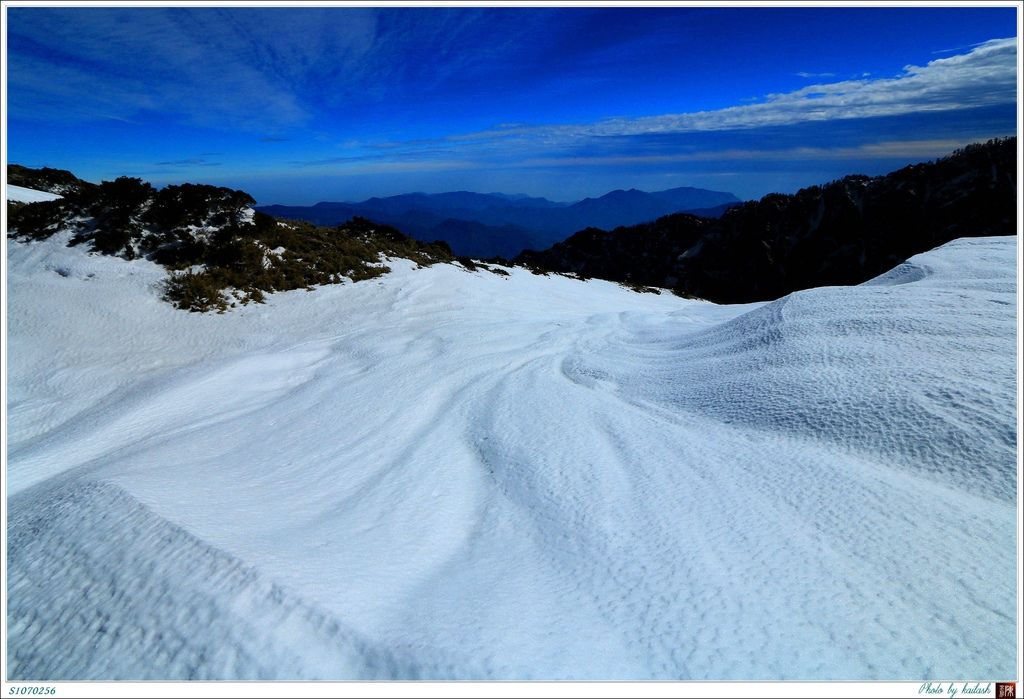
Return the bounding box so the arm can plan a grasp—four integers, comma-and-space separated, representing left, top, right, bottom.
164, 272, 228, 312
8, 200, 69, 240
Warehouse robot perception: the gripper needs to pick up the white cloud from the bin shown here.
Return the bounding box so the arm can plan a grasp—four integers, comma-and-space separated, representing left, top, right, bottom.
450, 37, 1017, 144
521, 138, 997, 167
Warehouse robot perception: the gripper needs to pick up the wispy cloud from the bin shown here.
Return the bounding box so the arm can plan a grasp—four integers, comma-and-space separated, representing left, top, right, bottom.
291, 159, 480, 176
6, 7, 548, 134
289, 146, 463, 169
521, 138, 992, 167
155, 157, 221, 166
6, 8, 378, 130
931, 40, 991, 55
445, 37, 1015, 147
796, 71, 836, 78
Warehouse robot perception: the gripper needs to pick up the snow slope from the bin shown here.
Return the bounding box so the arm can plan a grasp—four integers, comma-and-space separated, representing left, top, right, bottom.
5, 232, 1017, 680
6, 184, 62, 203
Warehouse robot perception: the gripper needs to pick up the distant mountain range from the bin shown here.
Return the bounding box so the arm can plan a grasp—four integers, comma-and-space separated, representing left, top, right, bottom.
257, 186, 740, 258
518, 137, 1017, 303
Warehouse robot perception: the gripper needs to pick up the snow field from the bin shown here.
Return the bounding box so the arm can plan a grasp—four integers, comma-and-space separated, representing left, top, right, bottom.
6, 185, 62, 203
5, 230, 1018, 679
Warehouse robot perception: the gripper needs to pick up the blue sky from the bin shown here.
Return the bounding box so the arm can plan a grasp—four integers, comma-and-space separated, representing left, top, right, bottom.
6, 6, 1018, 204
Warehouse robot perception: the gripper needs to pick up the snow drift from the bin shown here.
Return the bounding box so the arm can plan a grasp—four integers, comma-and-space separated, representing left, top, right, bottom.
4, 227, 1017, 680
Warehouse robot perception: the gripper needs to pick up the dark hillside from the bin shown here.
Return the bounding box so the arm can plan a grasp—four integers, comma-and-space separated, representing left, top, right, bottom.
8, 164, 96, 196
518, 138, 1016, 303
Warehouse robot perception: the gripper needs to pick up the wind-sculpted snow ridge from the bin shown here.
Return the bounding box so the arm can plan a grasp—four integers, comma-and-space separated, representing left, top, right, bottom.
6, 232, 1017, 680
567, 236, 1016, 502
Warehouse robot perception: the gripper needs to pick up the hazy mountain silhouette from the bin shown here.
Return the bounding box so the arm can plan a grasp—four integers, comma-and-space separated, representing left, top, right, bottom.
257, 186, 739, 257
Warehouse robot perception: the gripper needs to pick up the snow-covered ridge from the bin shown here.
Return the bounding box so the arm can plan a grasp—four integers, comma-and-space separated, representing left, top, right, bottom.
6, 178, 455, 311
5, 233, 1017, 680
7, 184, 62, 203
